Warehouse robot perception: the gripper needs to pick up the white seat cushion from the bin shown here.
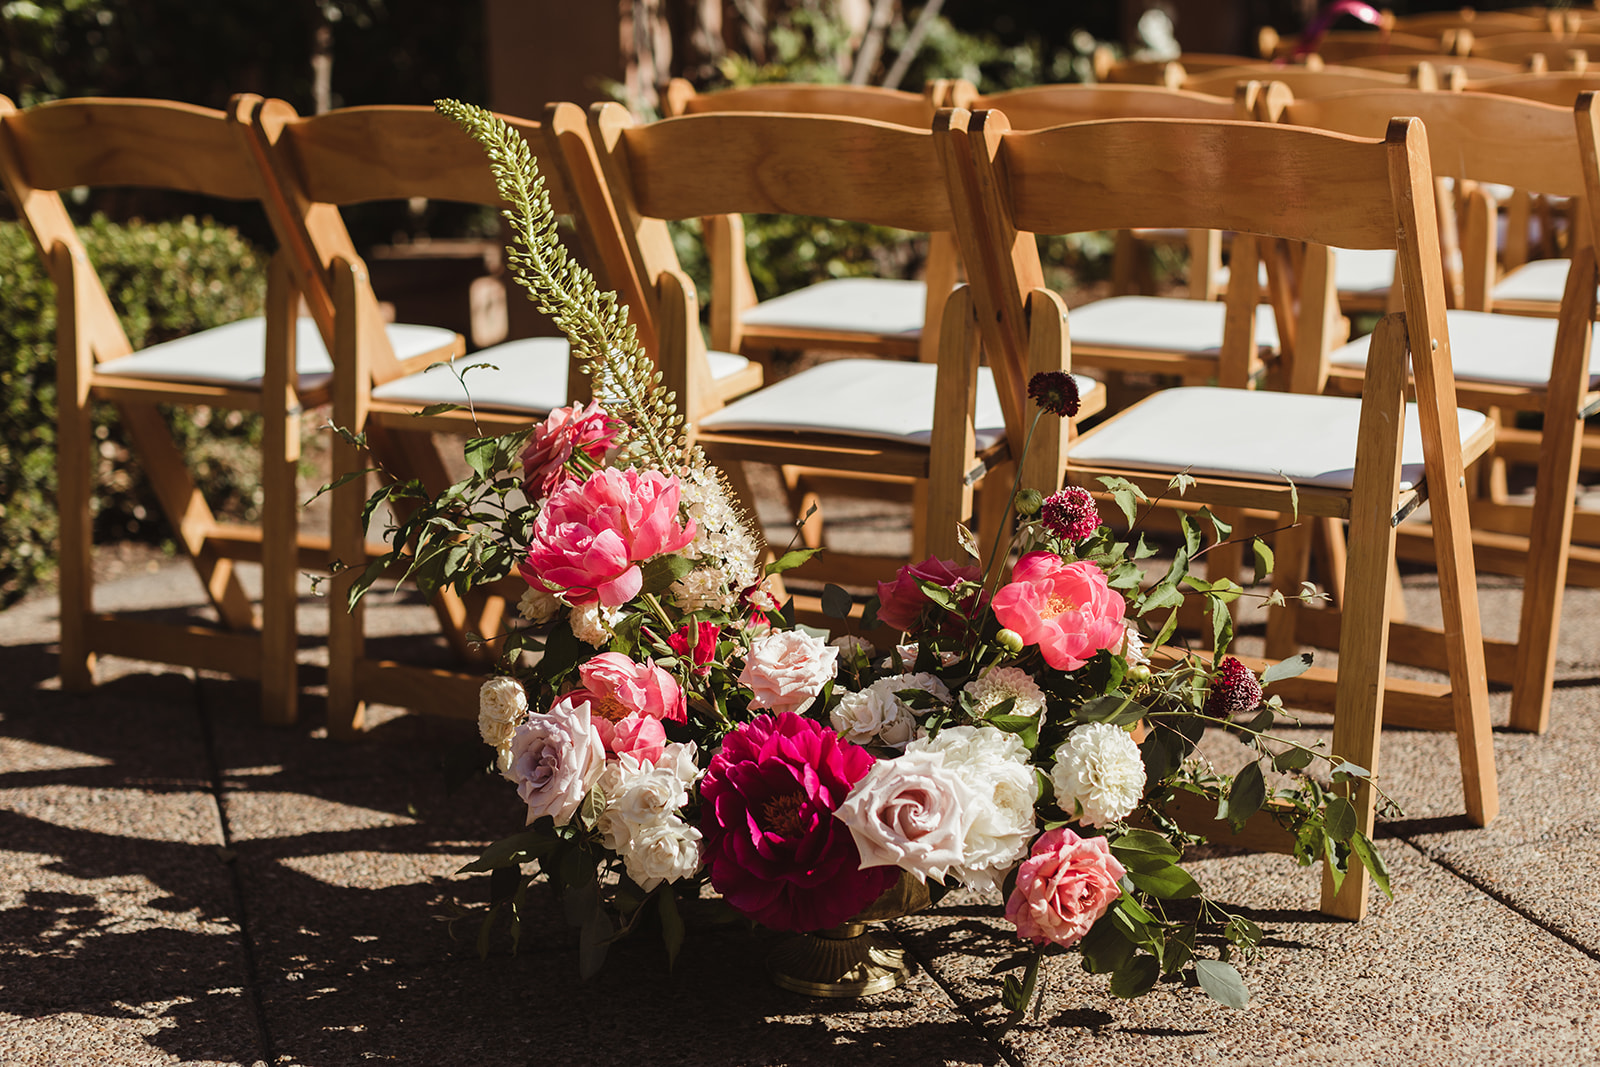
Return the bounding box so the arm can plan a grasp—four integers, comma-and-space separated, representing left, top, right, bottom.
739, 278, 925, 336
372, 337, 752, 415
1491, 258, 1597, 305
1327, 308, 1597, 389
93, 317, 456, 392
1066, 296, 1280, 354
1067, 386, 1489, 492
698, 358, 1101, 449
1214, 247, 1394, 296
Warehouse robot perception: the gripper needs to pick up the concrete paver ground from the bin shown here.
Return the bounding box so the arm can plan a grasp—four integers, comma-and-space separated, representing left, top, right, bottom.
5, 528, 1600, 1066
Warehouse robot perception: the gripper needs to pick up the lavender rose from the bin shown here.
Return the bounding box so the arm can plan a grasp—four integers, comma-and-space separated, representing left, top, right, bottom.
503, 695, 606, 827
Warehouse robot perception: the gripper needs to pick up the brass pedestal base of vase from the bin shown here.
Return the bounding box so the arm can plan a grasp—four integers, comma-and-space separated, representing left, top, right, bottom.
768, 923, 913, 997
767, 874, 930, 998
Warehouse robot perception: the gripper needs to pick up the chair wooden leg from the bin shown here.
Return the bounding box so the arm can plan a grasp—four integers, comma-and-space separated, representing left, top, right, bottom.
327, 433, 367, 740
259, 260, 300, 726
1315, 516, 1347, 610
55, 257, 96, 691
1510, 251, 1594, 732
1263, 521, 1313, 661
1322, 316, 1408, 921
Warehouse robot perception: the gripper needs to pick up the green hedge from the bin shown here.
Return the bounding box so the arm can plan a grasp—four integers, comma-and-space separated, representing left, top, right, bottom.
0, 215, 267, 607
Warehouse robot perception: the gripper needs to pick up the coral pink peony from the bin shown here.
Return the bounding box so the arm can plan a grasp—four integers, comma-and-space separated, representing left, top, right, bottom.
562, 651, 685, 757
991, 553, 1127, 671
1005, 827, 1126, 948
875, 556, 983, 633
698, 713, 898, 932
519, 467, 696, 608
520, 401, 621, 497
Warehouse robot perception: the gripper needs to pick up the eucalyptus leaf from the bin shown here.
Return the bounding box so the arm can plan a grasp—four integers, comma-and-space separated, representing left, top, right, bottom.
1079, 917, 1137, 975
1350, 831, 1393, 899
658, 889, 685, 969
1261, 653, 1314, 686
766, 548, 822, 576
1227, 762, 1267, 832
1194, 959, 1249, 1009
1127, 864, 1202, 900
1109, 954, 1160, 999
1251, 538, 1275, 586
578, 902, 613, 979
1110, 829, 1182, 864
1272, 746, 1314, 772
1324, 796, 1357, 842
821, 583, 854, 619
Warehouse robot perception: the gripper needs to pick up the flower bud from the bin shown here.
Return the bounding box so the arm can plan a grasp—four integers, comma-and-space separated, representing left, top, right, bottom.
1125, 663, 1152, 685
996, 628, 1025, 654
1014, 489, 1044, 517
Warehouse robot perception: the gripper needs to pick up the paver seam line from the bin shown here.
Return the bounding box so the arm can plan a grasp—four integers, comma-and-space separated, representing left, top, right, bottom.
883, 917, 1027, 1067
193, 673, 279, 1066
1392, 833, 1600, 966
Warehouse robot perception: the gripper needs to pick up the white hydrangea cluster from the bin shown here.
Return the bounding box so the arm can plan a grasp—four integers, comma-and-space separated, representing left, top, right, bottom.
830, 672, 952, 749
963, 666, 1047, 719
670, 467, 762, 612
597, 741, 703, 891
1051, 722, 1147, 827
907, 725, 1039, 893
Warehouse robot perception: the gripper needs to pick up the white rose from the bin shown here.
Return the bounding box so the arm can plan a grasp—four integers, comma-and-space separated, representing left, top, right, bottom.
618, 815, 703, 892
738, 629, 838, 714
518, 585, 560, 624
963, 666, 1047, 719
892, 641, 962, 669
910, 725, 1039, 892
1051, 722, 1147, 827
478, 677, 529, 769
835, 749, 976, 883
598, 758, 691, 852
503, 695, 607, 827
830, 673, 946, 749
570, 602, 623, 647
658, 740, 701, 788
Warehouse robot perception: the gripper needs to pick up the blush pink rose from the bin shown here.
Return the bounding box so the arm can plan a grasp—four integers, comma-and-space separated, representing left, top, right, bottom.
606, 712, 667, 766
519, 467, 697, 608
835, 748, 976, 883
738, 630, 839, 714
502, 695, 607, 827
520, 401, 621, 496
1005, 827, 1126, 948
875, 556, 982, 633
991, 553, 1127, 671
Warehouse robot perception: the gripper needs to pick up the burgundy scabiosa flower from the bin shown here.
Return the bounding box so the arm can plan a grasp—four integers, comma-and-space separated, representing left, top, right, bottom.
1040, 486, 1101, 542
699, 712, 898, 932
1027, 371, 1081, 418
1206, 656, 1264, 717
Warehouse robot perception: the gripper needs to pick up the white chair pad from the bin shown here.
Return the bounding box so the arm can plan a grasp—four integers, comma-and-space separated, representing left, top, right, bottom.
93, 318, 455, 392
1067, 386, 1489, 492
1214, 247, 1393, 296
1066, 296, 1279, 354
372, 338, 752, 415
1491, 258, 1596, 305
698, 358, 1100, 449
1327, 308, 1596, 389
739, 278, 925, 336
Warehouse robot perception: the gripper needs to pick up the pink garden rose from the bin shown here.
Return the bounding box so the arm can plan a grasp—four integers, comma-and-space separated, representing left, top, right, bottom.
562, 651, 686, 757
876, 556, 982, 632
738, 630, 838, 714
520, 401, 620, 496
835, 748, 976, 883
519, 467, 697, 608
503, 695, 607, 827
607, 712, 667, 766
991, 553, 1127, 671
699, 712, 898, 931
1005, 827, 1126, 948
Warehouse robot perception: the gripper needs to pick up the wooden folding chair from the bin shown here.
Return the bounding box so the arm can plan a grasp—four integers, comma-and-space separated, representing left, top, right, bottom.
1468, 31, 1600, 70
240, 99, 763, 736
660, 79, 957, 367
1260, 26, 1471, 64
940, 104, 1499, 919
1268, 86, 1600, 733
0, 94, 462, 726
579, 103, 1105, 589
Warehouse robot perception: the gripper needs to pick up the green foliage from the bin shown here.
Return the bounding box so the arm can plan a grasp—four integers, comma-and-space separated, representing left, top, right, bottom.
0, 215, 267, 607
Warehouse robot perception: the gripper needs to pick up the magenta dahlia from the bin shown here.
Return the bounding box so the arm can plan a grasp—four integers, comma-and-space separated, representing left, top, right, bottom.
1040, 486, 1101, 542
699, 712, 898, 932
1206, 656, 1264, 717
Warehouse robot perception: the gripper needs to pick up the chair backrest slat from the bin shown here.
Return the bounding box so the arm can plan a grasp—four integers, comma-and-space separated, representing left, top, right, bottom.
617, 111, 954, 233
9, 97, 260, 199
955, 83, 1236, 127
668, 81, 937, 127
998, 117, 1400, 249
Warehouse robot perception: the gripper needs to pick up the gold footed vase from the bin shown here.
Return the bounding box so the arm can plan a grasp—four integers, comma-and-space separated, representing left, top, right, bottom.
767, 873, 932, 998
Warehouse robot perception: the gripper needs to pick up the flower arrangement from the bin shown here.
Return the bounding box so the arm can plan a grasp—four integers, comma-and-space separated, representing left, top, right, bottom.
343, 100, 1394, 1019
